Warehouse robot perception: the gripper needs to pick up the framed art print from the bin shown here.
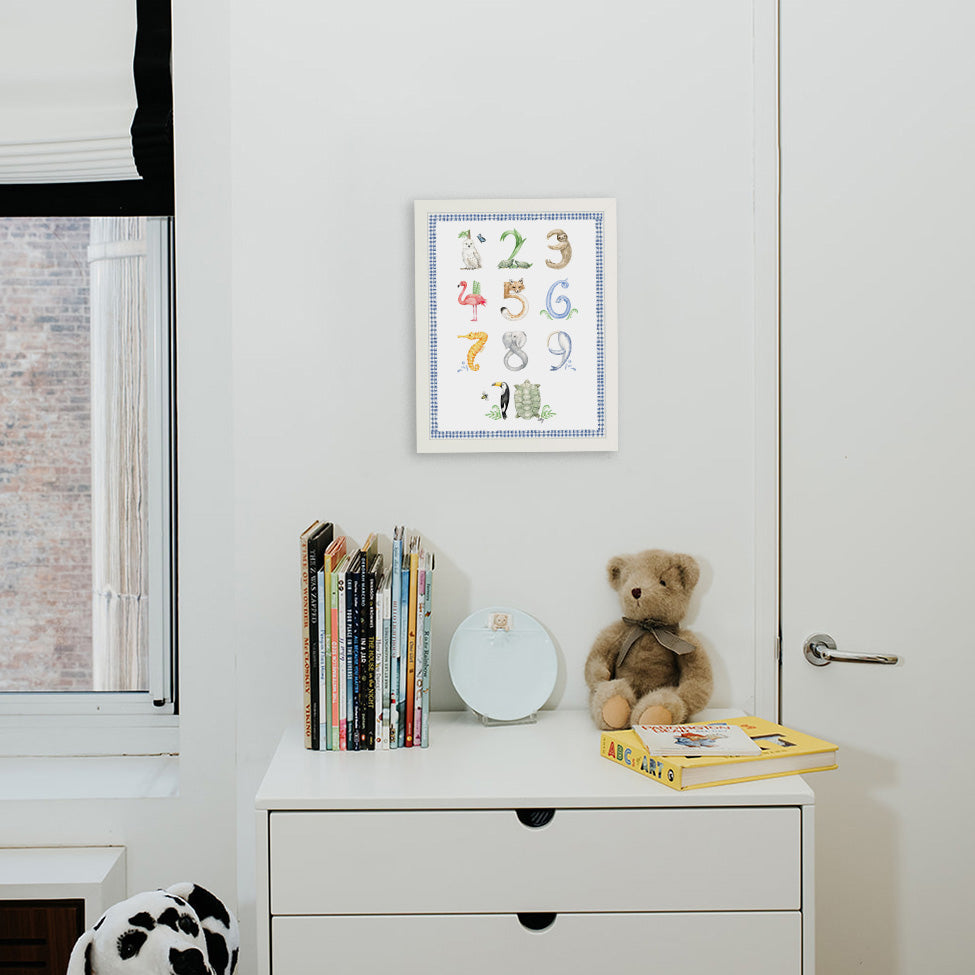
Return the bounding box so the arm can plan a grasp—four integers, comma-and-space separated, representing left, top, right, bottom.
414, 198, 618, 452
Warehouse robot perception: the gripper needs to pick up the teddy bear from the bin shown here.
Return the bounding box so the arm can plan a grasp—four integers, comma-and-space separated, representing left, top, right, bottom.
66, 883, 239, 975
585, 549, 713, 729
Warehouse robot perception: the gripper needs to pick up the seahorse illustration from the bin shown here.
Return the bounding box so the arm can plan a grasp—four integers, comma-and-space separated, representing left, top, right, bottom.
545, 229, 572, 269
540, 278, 579, 320
497, 228, 533, 269
500, 278, 528, 321
457, 331, 488, 371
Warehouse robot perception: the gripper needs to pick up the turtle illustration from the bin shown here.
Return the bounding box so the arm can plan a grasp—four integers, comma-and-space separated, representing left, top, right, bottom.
513, 380, 542, 420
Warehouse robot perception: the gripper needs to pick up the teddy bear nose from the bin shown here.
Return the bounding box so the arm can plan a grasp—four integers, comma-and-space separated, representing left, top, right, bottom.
631, 587, 642, 599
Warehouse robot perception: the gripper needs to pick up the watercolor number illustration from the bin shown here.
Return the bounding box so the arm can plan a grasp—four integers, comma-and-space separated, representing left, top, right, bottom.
497, 228, 532, 269
417, 199, 616, 452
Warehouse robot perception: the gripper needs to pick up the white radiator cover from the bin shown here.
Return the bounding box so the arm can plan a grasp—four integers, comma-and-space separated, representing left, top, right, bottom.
0, 847, 125, 928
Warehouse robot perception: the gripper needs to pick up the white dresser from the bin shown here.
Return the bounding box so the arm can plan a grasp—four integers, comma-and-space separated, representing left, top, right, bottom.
256, 710, 815, 975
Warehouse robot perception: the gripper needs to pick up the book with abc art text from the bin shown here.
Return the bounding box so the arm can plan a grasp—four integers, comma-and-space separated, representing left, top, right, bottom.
600, 716, 838, 790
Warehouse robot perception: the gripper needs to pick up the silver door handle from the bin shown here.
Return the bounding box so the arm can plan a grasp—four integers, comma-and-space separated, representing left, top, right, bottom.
803, 633, 899, 667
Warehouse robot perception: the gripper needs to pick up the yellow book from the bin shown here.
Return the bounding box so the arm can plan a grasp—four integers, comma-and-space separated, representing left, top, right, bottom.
600, 716, 838, 790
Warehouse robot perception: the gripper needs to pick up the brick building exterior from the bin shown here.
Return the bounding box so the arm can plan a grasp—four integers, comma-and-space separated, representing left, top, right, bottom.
0, 217, 93, 691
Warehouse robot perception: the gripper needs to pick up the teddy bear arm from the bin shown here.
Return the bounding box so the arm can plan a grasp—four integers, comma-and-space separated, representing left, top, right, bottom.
584, 623, 626, 689
673, 636, 714, 716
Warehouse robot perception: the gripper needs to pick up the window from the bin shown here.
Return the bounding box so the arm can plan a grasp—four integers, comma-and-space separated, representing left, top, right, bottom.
0, 0, 175, 759
0, 215, 175, 719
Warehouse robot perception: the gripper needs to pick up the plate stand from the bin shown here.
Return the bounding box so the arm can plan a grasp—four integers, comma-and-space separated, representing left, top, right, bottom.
473, 709, 538, 728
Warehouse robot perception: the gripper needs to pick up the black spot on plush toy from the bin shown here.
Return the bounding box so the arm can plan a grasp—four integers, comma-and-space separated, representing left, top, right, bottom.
66, 884, 239, 975
585, 549, 714, 729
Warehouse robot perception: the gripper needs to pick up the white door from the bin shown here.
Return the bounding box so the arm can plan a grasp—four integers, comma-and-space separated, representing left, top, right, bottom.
780, 4, 975, 973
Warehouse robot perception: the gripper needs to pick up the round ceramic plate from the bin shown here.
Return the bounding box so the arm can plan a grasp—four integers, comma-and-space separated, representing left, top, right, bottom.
448, 607, 558, 721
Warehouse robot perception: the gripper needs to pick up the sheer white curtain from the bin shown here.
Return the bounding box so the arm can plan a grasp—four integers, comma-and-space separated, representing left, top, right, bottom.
0, 1, 139, 183
89, 217, 149, 691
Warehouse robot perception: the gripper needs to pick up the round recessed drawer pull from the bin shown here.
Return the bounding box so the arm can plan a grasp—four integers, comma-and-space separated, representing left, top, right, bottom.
518, 912, 557, 931
516, 808, 555, 828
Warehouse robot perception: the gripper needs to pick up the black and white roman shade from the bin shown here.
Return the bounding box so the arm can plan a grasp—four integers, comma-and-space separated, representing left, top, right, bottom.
0, 0, 173, 214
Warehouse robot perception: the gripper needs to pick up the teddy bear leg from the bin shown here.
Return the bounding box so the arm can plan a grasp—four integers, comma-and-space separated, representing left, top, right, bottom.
638, 704, 674, 725
603, 695, 633, 729
631, 687, 689, 726
589, 679, 637, 730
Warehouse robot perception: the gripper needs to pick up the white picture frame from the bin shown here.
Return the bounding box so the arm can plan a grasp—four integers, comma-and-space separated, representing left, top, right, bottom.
414, 198, 618, 453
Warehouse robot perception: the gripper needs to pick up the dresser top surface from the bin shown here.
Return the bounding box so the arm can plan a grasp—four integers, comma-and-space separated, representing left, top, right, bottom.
256, 710, 816, 810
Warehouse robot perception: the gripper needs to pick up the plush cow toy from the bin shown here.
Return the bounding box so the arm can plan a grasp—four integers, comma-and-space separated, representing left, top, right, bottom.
66, 883, 239, 975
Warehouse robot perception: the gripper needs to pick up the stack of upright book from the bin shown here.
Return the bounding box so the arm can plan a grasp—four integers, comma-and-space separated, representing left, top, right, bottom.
300, 522, 435, 750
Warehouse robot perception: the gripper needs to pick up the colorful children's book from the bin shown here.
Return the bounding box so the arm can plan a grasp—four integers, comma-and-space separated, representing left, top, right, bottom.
398, 551, 410, 746
355, 534, 378, 749
301, 520, 333, 750
316, 566, 326, 748
335, 550, 352, 750
404, 535, 421, 746
329, 548, 348, 749
632, 722, 762, 756
420, 553, 434, 748
600, 716, 838, 791
379, 566, 392, 749
341, 549, 361, 750
363, 549, 383, 750
299, 520, 319, 750
320, 535, 347, 750
412, 559, 426, 743
389, 527, 403, 750
349, 557, 363, 750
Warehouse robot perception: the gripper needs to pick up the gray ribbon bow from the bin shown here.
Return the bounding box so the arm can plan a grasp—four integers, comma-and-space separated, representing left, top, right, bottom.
614, 617, 697, 675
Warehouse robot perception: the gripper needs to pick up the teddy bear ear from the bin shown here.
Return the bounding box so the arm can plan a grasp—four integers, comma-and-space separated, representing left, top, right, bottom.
606, 555, 629, 590
673, 553, 700, 590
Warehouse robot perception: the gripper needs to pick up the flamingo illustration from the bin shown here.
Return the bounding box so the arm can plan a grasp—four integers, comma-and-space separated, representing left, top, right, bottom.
457, 280, 487, 322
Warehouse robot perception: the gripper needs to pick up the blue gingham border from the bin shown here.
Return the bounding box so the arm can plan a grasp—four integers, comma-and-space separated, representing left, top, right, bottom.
426, 211, 607, 441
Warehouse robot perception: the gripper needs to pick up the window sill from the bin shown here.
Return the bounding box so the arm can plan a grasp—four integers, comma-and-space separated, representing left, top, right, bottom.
0, 714, 178, 758
0, 716, 179, 799
0, 754, 179, 800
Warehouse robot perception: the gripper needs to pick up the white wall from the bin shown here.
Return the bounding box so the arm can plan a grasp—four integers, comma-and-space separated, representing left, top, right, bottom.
1, 5, 771, 974
230, 1, 771, 967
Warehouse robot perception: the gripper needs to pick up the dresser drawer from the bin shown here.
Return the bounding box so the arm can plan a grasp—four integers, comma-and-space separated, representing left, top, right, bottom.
269, 806, 800, 914
272, 912, 801, 975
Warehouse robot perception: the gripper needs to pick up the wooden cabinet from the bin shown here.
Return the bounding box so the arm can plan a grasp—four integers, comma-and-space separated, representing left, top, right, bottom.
256, 711, 815, 975
0, 901, 85, 975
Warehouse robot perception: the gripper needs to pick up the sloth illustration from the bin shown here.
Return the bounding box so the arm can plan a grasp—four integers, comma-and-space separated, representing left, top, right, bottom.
545, 229, 572, 269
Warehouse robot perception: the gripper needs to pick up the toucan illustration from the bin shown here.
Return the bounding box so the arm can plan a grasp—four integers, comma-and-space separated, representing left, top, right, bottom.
492, 381, 509, 419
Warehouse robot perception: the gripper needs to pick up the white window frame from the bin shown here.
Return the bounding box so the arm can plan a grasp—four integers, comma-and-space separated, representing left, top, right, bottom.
0, 216, 177, 755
